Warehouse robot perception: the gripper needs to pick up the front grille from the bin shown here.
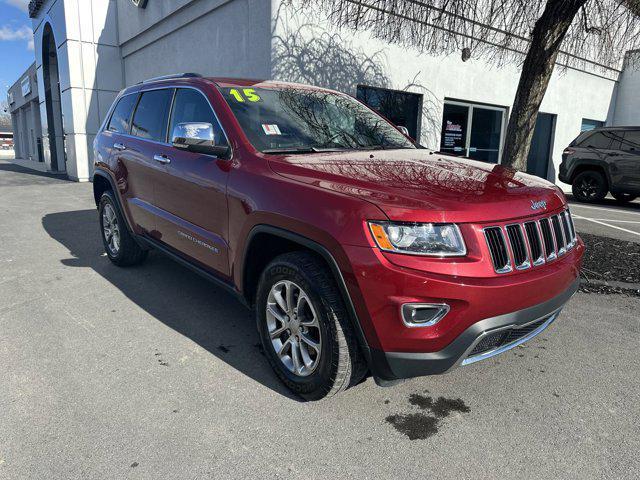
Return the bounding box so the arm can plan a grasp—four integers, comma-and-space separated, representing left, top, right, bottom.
506, 224, 529, 269
484, 227, 511, 273
468, 316, 551, 357
484, 210, 576, 274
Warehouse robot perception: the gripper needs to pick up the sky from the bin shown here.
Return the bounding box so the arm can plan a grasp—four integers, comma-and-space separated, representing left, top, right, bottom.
0, 0, 35, 105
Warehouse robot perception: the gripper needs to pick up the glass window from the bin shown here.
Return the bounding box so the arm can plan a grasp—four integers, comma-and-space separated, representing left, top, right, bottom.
356, 86, 422, 141
621, 130, 640, 152
581, 119, 604, 132
169, 89, 227, 146
107, 94, 138, 134
131, 89, 174, 142
220, 86, 415, 153
581, 132, 612, 149
440, 103, 469, 155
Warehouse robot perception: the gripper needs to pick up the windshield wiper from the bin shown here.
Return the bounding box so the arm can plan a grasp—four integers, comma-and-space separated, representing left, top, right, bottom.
262, 147, 348, 154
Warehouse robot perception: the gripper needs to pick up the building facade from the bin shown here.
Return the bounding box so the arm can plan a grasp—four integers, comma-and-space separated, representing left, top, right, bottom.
7, 63, 42, 163
10, 0, 640, 185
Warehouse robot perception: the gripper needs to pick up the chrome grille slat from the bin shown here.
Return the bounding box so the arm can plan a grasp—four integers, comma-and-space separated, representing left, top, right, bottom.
551, 215, 566, 255
524, 221, 544, 266
539, 218, 556, 260
506, 224, 530, 270
485, 210, 577, 274
484, 227, 512, 274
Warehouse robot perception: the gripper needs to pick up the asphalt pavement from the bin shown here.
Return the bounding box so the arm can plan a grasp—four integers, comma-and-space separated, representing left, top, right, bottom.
1, 159, 638, 479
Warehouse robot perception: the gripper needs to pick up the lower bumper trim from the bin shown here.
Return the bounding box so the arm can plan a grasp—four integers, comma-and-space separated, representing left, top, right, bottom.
371, 277, 580, 381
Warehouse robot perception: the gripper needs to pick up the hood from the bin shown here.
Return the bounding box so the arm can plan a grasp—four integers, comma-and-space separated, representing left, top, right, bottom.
267, 149, 566, 223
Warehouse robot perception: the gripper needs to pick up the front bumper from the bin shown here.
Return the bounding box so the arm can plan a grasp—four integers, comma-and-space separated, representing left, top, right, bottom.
370, 278, 579, 381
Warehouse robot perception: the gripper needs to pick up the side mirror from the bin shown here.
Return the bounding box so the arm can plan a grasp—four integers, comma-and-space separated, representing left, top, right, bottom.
397, 125, 410, 136
171, 122, 229, 157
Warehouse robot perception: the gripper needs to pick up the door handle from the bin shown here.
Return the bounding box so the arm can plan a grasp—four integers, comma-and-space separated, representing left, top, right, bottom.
113, 143, 126, 151
153, 154, 171, 164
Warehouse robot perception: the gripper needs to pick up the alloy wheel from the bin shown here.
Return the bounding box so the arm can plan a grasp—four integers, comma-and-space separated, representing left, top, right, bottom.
102, 203, 121, 256
577, 176, 598, 200
266, 280, 322, 377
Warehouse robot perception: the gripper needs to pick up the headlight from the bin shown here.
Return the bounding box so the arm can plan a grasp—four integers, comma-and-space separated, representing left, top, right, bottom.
368, 221, 466, 256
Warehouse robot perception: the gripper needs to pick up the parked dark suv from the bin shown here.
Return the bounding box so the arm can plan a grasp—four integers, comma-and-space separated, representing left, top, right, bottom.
93, 73, 583, 400
560, 126, 640, 203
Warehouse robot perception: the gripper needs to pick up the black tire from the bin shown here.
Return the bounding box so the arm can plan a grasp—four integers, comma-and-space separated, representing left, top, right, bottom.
98, 191, 148, 266
255, 252, 367, 400
572, 170, 608, 202
611, 192, 638, 203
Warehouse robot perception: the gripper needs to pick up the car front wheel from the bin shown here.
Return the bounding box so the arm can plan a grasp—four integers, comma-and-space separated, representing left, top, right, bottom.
255, 252, 367, 400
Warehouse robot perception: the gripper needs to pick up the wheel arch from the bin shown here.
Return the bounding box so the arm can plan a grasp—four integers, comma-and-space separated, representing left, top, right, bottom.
241, 225, 374, 368
568, 160, 610, 187
93, 168, 136, 236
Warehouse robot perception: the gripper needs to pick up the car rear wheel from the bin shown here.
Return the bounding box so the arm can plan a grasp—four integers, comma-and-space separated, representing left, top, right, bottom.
612, 192, 638, 203
256, 252, 367, 400
99, 191, 148, 266
572, 170, 607, 202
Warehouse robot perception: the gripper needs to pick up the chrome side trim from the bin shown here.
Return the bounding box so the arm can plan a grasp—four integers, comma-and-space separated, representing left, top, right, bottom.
460, 309, 561, 366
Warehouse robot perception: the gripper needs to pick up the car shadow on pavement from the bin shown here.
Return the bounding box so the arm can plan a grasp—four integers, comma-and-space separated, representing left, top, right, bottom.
42, 209, 302, 401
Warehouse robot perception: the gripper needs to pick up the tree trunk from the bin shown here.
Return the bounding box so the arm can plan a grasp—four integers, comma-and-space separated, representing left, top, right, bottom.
502, 0, 587, 172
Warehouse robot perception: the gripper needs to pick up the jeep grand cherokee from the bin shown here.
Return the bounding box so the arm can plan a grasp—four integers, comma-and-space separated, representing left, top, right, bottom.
93, 73, 583, 400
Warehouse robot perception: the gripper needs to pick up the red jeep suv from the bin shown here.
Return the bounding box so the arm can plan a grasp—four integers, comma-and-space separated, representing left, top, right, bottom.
93, 73, 583, 400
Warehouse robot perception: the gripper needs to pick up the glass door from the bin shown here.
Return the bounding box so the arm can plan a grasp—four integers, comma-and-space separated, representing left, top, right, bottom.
469, 107, 504, 164
440, 101, 506, 164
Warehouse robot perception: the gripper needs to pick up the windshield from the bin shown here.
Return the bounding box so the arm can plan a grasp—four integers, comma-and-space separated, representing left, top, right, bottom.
220, 86, 416, 153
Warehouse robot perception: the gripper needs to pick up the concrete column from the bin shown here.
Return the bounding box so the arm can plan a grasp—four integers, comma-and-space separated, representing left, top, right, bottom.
33, 0, 123, 181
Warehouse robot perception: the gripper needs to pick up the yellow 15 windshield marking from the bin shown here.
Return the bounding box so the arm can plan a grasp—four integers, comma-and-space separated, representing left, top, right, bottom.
229, 88, 261, 102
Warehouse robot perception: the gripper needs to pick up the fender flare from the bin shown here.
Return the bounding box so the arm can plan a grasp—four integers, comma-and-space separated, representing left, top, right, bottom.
243, 225, 374, 371
567, 159, 612, 186
93, 168, 136, 236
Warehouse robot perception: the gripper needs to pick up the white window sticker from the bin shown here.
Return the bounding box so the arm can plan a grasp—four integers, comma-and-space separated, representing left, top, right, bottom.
261, 124, 282, 135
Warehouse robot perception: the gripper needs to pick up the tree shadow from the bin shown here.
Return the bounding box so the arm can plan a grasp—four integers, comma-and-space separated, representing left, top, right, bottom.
41, 209, 301, 402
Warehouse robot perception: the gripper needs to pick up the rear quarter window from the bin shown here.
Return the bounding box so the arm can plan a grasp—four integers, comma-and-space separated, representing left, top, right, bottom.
107, 94, 138, 134
580, 131, 612, 149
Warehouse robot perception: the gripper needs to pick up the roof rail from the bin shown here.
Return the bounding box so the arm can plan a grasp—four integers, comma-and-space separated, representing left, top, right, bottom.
137, 73, 202, 84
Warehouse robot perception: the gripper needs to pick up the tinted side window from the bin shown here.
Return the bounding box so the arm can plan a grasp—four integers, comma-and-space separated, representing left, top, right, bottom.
107, 94, 138, 134
621, 131, 640, 152
169, 89, 227, 146
581, 132, 612, 149
131, 89, 174, 142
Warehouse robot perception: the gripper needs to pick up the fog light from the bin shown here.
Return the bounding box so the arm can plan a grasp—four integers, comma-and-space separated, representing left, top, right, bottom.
401, 303, 450, 327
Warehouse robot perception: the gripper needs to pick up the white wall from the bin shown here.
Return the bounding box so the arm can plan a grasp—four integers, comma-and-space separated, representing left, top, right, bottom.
272, 2, 619, 189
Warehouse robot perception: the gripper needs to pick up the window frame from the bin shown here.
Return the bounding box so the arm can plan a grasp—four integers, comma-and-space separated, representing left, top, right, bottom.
167, 87, 230, 148
441, 98, 508, 164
